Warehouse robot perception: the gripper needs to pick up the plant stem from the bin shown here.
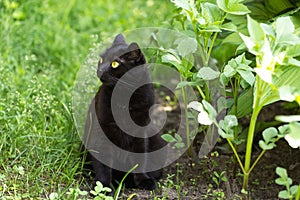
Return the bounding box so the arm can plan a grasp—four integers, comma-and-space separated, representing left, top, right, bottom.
243, 76, 263, 195
196, 86, 206, 100
233, 78, 240, 139
206, 32, 218, 65
296, 184, 300, 200
181, 81, 191, 156
249, 136, 281, 174
227, 138, 245, 174
248, 150, 265, 174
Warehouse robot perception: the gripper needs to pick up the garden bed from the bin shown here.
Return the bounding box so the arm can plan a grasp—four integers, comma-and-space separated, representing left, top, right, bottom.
121, 91, 300, 200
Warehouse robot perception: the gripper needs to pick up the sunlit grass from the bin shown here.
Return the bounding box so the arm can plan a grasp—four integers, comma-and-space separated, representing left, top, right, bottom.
0, 0, 173, 198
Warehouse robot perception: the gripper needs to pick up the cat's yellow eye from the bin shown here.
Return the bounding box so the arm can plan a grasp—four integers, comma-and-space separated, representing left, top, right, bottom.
111, 61, 120, 68
99, 57, 103, 64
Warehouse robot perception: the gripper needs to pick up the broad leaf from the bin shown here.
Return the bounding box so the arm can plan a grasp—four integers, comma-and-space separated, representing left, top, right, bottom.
276, 167, 288, 180
262, 127, 278, 143
226, 3, 251, 15
171, 0, 190, 10
201, 2, 222, 24
217, 0, 250, 15
278, 190, 291, 199
218, 127, 234, 139
228, 87, 253, 118
161, 53, 183, 72
259, 141, 276, 150
237, 68, 255, 86
197, 67, 220, 80
286, 44, 300, 57
161, 134, 177, 143
290, 185, 299, 195
221, 22, 237, 32
275, 177, 287, 186
275, 17, 294, 40
259, 66, 300, 106
176, 80, 204, 89
223, 115, 238, 128
247, 15, 265, 42
175, 37, 197, 57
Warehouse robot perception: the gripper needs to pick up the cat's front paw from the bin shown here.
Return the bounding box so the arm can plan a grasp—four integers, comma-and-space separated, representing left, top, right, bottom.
137, 178, 157, 190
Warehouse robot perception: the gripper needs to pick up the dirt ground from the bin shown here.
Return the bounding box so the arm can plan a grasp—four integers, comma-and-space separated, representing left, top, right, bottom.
121, 90, 300, 200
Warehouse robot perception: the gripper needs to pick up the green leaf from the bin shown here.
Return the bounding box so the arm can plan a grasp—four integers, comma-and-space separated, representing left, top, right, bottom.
218, 115, 238, 139
247, 15, 265, 42
288, 58, 300, 67
259, 127, 278, 150
290, 185, 299, 195
286, 44, 300, 57
216, 0, 227, 13
161, 53, 183, 72
175, 37, 198, 57
217, 0, 250, 15
224, 115, 238, 127
275, 177, 287, 186
161, 134, 177, 143
237, 69, 255, 86
174, 133, 183, 142
239, 33, 256, 53
278, 124, 290, 136
175, 142, 185, 149
222, 32, 243, 45
276, 167, 288, 179
176, 80, 204, 89
277, 34, 300, 45
218, 127, 234, 139
228, 87, 253, 118
259, 66, 300, 106
221, 22, 237, 32
171, 0, 190, 10
197, 67, 220, 80
201, 2, 222, 24
262, 127, 278, 143
278, 190, 291, 199
102, 187, 112, 193
217, 96, 227, 113
259, 141, 276, 150
202, 100, 217, 120
276, 17, 295, 39
223, 62, 236, 77
226, 3, 251, 15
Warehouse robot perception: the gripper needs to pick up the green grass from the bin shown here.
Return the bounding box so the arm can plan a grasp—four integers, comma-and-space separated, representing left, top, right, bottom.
0, 0, 173, 199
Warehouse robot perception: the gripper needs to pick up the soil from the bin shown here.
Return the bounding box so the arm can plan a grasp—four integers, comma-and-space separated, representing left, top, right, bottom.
120, 89, 300, 200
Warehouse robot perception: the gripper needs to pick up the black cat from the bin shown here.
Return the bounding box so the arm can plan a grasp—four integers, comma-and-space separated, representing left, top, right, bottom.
83, 34, 166, 190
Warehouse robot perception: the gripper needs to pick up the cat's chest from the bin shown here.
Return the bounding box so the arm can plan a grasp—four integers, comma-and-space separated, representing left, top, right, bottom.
95, 85, 154, 124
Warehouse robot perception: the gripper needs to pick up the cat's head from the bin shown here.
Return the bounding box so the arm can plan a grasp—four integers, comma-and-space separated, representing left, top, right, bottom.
97, 34, 146, 85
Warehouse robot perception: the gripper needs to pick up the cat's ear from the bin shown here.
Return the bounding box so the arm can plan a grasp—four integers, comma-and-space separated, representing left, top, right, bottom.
127, 42, 142, 59
113, 34, 126, 45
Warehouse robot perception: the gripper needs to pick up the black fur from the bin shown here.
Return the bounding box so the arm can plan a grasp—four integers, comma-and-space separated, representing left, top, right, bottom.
83, 34, 165, 190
